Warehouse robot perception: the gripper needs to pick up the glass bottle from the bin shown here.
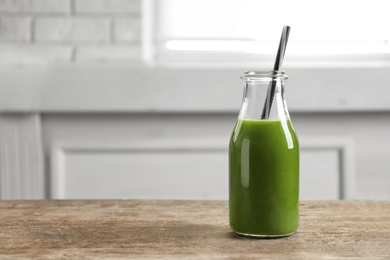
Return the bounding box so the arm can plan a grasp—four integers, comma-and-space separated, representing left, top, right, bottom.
229, 70, 299, 237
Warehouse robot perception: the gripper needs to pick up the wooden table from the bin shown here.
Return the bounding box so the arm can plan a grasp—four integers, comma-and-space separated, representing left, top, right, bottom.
0, 200, 389, 259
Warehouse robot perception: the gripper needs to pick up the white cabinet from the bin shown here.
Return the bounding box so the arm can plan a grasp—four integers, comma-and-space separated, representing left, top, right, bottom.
46, 115, 356, 200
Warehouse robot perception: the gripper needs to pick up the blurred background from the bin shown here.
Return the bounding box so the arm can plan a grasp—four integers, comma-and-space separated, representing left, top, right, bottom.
0, 0, 389, 200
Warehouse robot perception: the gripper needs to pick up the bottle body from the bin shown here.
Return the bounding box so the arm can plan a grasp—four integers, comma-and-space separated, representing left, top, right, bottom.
229, 71, 299, 237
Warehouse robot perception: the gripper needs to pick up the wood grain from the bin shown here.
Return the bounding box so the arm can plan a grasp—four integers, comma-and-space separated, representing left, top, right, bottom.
0, 200, 389, 259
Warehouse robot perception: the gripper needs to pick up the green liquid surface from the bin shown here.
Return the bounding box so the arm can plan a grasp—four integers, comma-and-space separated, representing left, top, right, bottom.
229, 119, 299, 237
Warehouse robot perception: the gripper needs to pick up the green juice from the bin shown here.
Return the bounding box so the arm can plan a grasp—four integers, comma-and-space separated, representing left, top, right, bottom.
229, 118, 299, 237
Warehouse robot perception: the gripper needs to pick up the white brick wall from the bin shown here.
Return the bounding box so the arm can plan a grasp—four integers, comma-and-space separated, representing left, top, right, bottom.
114, 17, 140, 43
0, 17, 31, 41
0, 0, 141, 64
75, 0, 140, 14
0, 44, 72, 64
35, 17, 110, 43
0, 0, 70, 14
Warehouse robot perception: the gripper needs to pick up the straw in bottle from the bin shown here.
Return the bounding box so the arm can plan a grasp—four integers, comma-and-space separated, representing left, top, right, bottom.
261, 26, 291, 119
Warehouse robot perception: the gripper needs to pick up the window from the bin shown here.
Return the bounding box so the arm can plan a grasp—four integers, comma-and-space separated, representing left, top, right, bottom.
144, 0, 390, 68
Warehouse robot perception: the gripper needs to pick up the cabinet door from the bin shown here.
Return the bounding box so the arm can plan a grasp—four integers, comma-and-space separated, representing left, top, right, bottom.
49, 117, 355, 200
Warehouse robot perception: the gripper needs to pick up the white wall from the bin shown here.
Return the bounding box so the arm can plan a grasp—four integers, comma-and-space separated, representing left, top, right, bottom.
0, 0, 141, 64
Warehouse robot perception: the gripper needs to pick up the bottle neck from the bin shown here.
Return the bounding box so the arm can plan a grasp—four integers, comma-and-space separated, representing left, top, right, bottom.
239, 78, 290, 120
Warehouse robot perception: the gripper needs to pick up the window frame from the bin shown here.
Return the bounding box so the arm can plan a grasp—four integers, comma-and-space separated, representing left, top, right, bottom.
142, 0, 390, 69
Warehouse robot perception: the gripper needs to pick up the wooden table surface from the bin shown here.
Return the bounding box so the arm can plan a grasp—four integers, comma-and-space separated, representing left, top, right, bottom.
0, 200, 389, 259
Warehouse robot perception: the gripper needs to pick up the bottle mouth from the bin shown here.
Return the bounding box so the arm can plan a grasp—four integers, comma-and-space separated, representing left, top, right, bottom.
241, 70, 288, 81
